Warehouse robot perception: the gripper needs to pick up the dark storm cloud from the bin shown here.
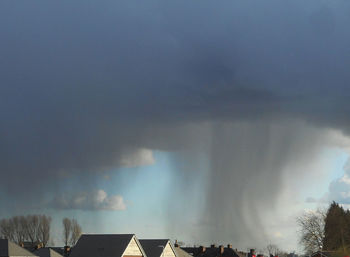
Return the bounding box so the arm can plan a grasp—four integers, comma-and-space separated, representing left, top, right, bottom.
1, 0, 350, 247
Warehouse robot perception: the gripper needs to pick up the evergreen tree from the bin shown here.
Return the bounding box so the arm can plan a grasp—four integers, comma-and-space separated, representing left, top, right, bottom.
323, 202, 350, 252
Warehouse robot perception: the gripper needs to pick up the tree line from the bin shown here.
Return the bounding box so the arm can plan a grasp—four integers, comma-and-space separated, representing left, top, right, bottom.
0, 215, 82, 247
0, 215, 51, 246
297, 201, 350, 256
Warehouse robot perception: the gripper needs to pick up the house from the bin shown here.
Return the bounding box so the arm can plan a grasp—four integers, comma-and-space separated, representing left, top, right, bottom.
33, 248, 64, 257
173, 243, 196, 257
139, 239, 177, 257
181, 245, 240, 257
0, 239, 38, 257
69, 234, 147, 257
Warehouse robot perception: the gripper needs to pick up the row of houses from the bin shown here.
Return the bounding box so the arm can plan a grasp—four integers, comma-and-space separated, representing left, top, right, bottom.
181, 244, 245, 257
1, 234, 242, 257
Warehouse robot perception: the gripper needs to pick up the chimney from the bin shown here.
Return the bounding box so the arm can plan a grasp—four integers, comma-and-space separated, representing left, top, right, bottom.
211, 244, 216, 248
64, 246, 71, 257
35, 243, 43, 250
227, 244, 232, 249
219, 245, 224, 254
199, 246, 206, 253
174, 240, 179, 248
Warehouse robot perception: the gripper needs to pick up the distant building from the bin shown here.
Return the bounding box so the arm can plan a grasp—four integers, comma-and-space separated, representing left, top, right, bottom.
139, 239, 177, 257
181, 244, 240, 257
0, 239, 38, 257
69, 234, 146, 257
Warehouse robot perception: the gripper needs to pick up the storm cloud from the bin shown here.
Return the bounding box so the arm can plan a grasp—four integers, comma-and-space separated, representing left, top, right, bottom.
1, 0, 350, 249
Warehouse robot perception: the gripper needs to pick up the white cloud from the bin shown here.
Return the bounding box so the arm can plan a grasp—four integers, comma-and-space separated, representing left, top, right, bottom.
51, 189, 126, 211
309, 157, 350, 205
120, 148, 155, 167
340, 174, 350, 185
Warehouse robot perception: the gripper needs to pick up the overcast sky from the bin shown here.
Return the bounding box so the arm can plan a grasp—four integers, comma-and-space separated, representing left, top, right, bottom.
1, 0, 350, 252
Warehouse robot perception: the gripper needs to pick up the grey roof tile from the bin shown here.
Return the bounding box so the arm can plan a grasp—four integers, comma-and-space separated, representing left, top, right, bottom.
139, 240, 169, 257
69, 234, 136, 257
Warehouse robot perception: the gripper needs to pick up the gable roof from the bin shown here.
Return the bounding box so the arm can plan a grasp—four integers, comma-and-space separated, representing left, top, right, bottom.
34, 248, 63, 257
0, 239, 37, 257
139, 240, 171, 257
174, 248, 192, 257
69, 234, 145, 257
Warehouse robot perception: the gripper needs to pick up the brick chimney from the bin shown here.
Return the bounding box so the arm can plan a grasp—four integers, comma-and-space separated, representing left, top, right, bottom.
211, 244, 216, 248
219, 245, 224, 254
36, 242, 44, 250
64, 246, 71, 257
199, 246, 206, 253
227, 244, 232, 249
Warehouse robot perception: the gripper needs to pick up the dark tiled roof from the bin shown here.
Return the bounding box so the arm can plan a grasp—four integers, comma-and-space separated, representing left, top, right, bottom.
0, 239, 37, 257
20, 242, 37, 253
139, 240, 169, 257
48, 248, 64, 256
34, 248, 63, 257
182, 247, 240, 257
69, 234, 135, 257
181, 248, 197, 256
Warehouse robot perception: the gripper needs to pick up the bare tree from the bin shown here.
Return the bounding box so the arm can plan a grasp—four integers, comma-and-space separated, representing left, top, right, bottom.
24, 215, 40, 244
70, 219, 82, 246
11, 216, 22, 243
276, 250, 289, 257
297, 209, 325, 254
1, 215, 51, 246
0, 218, 14, 241
0, 216, 27, 244
38, 215, 51, 246
266, 244, 279, 256
62, 218, 72, 246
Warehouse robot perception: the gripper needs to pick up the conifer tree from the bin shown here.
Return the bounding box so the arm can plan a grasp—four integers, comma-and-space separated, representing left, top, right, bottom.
323, 202, 350, 252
